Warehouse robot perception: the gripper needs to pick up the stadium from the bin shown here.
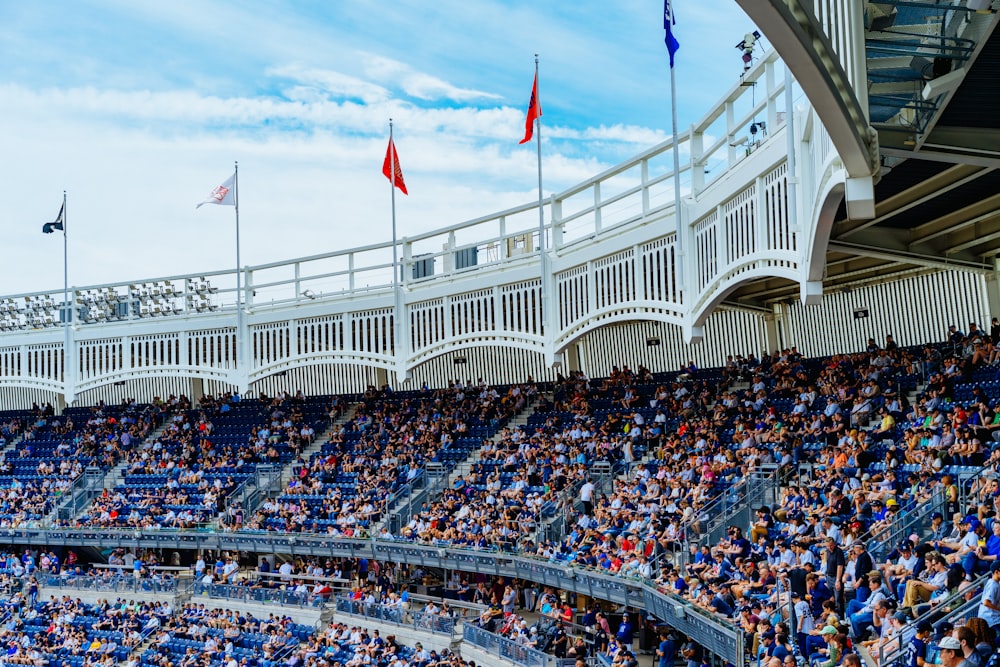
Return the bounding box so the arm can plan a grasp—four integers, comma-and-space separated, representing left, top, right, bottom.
1, 3, 1000, 667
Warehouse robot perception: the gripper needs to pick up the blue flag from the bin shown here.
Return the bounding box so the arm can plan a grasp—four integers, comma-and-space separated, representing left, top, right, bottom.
664, 0, 680, 68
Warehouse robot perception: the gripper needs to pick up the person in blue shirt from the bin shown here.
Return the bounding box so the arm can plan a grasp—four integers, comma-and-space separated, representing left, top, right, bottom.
963, 519, 1000, 577
657, 632, 677, 667
905, 620, 933, 667
978, 560, 1000, 632
616, 613, 634, 646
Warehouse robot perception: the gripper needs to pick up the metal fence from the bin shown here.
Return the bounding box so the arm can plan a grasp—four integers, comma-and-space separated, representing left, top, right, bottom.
2, 529, 742, 665
462, 624, 577, 667
191, 582, 326, 607
42, 573, 178, 594
335, 597, 457, 635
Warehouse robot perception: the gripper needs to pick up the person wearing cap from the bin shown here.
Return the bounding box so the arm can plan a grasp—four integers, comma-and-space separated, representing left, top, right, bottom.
884, 541, 920, 587
757, 630, 776, 666
905, 620, 934, 667
935, 516, 980, 565
791, 590, 813, 656
962, 517, 1000, 578
936, 636, 968, 667
808, 626, 840, 667
977, 560, 1000, 631
928, 512, 949, 542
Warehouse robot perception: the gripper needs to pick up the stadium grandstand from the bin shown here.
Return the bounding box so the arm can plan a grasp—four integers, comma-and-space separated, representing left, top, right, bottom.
2, 4, 1000, 667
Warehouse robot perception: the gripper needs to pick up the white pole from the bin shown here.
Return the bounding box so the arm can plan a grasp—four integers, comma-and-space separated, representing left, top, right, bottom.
670, 63, 684, 294
390, 120, 403, 377
533, 55, 548, 341
234, 161, 243, 383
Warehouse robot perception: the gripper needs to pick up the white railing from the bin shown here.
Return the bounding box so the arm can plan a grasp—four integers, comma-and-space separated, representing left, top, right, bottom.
0, 48, 849, 402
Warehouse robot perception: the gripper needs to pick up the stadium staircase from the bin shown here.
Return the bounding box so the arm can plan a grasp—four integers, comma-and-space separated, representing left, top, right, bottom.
236, 403, 360, 521
45, 416, 177, 527
278, 403, 359, 491
377, 389, 547, 537
0, 431, 24, 460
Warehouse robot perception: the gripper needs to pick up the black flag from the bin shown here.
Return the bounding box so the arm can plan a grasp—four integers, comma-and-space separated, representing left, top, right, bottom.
42, 203, 65, 234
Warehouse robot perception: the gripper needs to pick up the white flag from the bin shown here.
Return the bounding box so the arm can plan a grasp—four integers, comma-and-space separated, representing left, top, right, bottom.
196, 173, 236, 208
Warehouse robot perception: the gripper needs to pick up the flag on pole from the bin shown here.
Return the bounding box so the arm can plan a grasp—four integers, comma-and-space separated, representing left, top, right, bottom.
664, 0, 680, 67
519, 73, 542, 144
383, 137, 408, 195
196, 173, 236, 208
41, 202, 65, 234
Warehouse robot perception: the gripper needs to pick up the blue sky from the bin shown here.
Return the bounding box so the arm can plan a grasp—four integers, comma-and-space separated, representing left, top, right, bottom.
0, 0, 757, 295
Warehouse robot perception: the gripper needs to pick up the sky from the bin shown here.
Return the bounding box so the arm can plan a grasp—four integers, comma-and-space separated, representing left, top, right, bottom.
0, 0, 759, 297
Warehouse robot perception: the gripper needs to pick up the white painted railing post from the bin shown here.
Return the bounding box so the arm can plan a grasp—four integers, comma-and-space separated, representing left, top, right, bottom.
499, 217, 508, 259
402, 241, 412, 286
726, 101, 740, 167
550, 198, 563, 250
593, 182, 602, 234
641, 160, 650, 216
690, 126, 704, 196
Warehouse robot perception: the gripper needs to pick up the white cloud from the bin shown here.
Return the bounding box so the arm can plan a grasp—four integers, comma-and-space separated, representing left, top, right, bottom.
267, 64, 390, 104
363, 54, 502, 102
0, 1, 761, 297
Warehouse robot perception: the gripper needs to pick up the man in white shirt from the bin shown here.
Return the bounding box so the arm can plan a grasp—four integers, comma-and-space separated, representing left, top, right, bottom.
222, 559, 239, 583
580, 479, 596, 516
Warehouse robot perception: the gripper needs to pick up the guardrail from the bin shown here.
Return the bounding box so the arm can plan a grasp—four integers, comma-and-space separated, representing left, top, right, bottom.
191, 582, 327, 607
41, 573, 179, 594
335, 597, 457, 636
869, 485, 946, 562
876, 575, 986, 667
4, 529, 742, 663
463, 624, 575, 667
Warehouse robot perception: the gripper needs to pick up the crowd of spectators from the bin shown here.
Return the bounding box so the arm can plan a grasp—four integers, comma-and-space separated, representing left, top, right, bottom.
0, 401, 160, 527
247, 381, 534, 535
59, 392, 326, 531
4, 320, 1000, 667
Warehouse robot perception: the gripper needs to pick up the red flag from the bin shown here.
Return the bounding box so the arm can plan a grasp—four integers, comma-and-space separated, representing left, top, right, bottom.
519, 73, 542, 144
382, 137, 408, 195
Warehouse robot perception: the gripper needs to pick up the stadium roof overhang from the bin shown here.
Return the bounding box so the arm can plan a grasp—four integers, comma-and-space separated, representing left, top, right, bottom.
724, 8, 1000, 310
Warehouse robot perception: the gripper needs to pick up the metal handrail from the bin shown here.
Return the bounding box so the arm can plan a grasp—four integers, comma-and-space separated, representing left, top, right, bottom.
192, 581, 326, 608
462, 623, 573, 667
335, 597, 457, 636
877, 577, 986, 667
41, 573, 179, 594
7, 528, 743, 663
869, 486, 946, 560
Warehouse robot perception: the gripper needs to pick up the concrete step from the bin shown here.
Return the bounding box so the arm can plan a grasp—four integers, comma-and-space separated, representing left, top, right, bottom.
45, 414, 177, 526
278, 403, 359, 491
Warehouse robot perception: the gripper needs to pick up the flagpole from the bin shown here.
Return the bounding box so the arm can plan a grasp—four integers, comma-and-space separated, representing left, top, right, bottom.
670, 63, 684, 293
533, 54, 548, 347
389, 120, 402, 379
61, 190, 70, 403
234, 161, 243, 384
